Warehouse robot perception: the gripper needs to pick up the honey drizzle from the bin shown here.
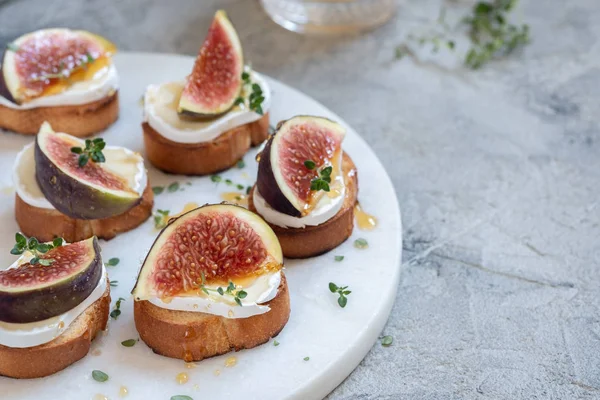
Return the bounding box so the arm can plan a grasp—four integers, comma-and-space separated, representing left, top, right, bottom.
176, 372, 189, 385
354, 203, 378, 230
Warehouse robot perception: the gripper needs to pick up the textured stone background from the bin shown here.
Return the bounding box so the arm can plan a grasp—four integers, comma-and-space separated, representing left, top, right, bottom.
1, 0, 599, 399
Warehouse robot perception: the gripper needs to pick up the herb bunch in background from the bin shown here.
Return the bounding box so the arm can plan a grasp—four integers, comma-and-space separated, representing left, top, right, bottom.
396, 0, 530, 69
71, 138, 106, 167
464, 0, 530, 68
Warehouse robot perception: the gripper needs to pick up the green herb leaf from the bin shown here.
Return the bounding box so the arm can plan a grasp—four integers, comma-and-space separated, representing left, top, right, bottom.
121, 339, 137, 347
273, 340, 280, 346
171, 396, 194, 400
30, 257, 39, 265
52, 237, 64, 247
234, 97, 244, 106
92, 370, 109, 382
71, 138, 106, 168
354, 238, 368, 249
109, 280, 118, 287
304, 160, 316, 170
236, 184, 244, 191
303, 357, 310, 361
16, 232, 27, 247
246, 186, 252, 195
237, 290, 247, 299
217, 287, 224, 296
106, 257, 120, 267
38, 258, 54, 266
329, 282, 351, 308
168, 182, 180, 192
110, 309, 121, 319
237, 160, 245, 169
211, 175, 222, 183
152, 186, 165, 195
6, 42, 19, 52
334, 255, 344, 262
381, 335, 393, 347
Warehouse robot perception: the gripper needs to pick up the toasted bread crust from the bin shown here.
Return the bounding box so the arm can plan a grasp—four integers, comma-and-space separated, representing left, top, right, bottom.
0, 283, 110, 379
0, 92, 119, 137
14, 178, 154, 243
142, 113, 270, 175
134, 275, 290, 361
248, 152, 358, 258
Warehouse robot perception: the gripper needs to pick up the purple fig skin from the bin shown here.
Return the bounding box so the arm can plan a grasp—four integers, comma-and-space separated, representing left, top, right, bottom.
0, 50, 17, 103
34, 135, 142, 220
0, 237, 103, 324
256, 134, 302, 218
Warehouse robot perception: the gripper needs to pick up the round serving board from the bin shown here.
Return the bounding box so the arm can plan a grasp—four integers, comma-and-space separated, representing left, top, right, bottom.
0, 53, 401, 400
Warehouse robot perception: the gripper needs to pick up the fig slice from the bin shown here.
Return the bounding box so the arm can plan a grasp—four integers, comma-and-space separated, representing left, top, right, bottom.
257, 116, 346, 217
132, 204, 282, 300
1, 28, 116, 104
177, 10, 244, 119
34, 122, 143, 220
0, 237, 102, 323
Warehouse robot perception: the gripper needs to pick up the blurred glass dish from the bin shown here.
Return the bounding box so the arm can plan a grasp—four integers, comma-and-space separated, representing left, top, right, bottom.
260, 0, 396, 34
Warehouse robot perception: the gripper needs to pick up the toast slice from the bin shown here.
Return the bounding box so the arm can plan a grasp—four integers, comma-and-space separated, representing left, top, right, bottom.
134, 274, 290, 362
0, 283, 110, 379
15, 178, 154, 243
0, 92, 119, 137
142, 113, 270, 175
248, 152, 358, 258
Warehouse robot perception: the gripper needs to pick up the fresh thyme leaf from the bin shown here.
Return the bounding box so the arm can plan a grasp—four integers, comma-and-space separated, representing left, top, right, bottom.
110, 297, 125, 319
217, 287, 224, 296
310, 164, 333, 192
237, 159, 245, 169
246, 186, 252, 195
304, 160, 316, 170
11, 233, 62, 265
30, 257, 40, 265
92, 370, 109, 382
6, 42, 19, 52
381, 335, 393, 347
153, 209, 170, 229
121, 339, 137, 347
71, 138, 106, 167
241, 71, 250, 82
109, 280, 118, 287
329, 282, 351, 308
334, 255, 344, 262
52, 237, 64, 247
225, 179, 233, 185
152, 186, 165, 195
354, 238, 368, 249
171, 396, 194, 400
234, 97, 244, 106
211, 175, 222, 183
167, 182, 180, 192
236, 184, 244, 191
106, 257, 119, 267
38, 258, 54, 266
303, 357, 310, 361
273, 340, 280, 346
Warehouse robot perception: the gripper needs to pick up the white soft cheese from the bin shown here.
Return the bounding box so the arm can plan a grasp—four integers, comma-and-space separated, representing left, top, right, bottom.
12, 141, 147, 210
0, 63, 118, 109
0, 260, 107, 349
253, 151, 346, 229
143, 72, 271, 144
149, 271, 281, 319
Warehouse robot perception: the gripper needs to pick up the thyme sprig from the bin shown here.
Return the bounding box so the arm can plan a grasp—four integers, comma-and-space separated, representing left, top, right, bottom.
305, 160, 332, 192
199, 272, 248, 306
10, 233, 64, 266
235, 70, 265, 115
329, 282, 351, 308
71, 138, 106, 167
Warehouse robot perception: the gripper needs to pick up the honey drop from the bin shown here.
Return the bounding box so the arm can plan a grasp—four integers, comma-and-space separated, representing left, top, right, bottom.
225, 356, 237, 368
176, 372, 189, 385
118, 386, 128, 398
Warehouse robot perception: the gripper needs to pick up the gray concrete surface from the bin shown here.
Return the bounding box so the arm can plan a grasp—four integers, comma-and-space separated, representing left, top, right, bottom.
1, 0, 599, 398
